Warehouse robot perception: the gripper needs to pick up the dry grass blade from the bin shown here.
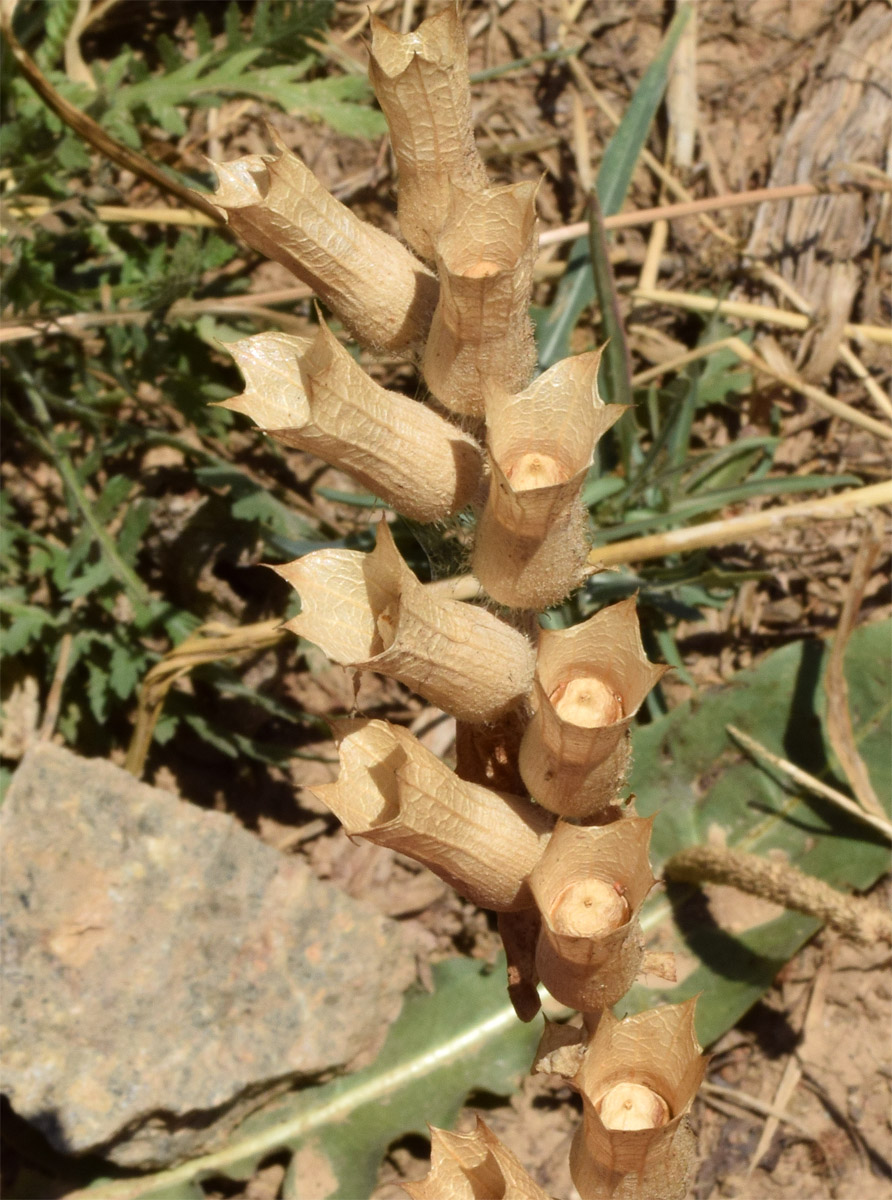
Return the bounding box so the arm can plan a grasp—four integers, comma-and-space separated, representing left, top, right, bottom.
750, 263, 892, 421
631, 287, 892, 346
1, 201, 219, 228
589, 481, 892, 567
726, 725, 892, 841
824, 521, 886, 820
630, 332, 891, 440
744, 957, 832, 1180
537, 178, 892, 247
124, 618, 287, 778
699, 1082, 815, 1137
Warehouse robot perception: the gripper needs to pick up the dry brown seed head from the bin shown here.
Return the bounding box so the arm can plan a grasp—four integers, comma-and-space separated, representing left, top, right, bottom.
550, 676, 624, 728
277, 522, 535, 724
221, 323, 482, 525
472, 349, 623, 609
595, 1082, 671, 1132
551, 878, 631, 938
368, 3, 489, 261
518, 598, 667, 817
506, 452, 569, 490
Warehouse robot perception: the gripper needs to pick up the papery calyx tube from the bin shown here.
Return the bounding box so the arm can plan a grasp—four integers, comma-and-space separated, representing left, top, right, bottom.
403, 1116, 552, 1200
276, 521, 535, 723
519, 597, 667, 817
311, 720, 554, 912
530, 817, 654, 1012
220, 322, 483, 523
422, 181, 538, 416
472, 349, 625, 609
368, 2, 489, 261
208, 133, 438, 353
567, 1000, 707, 1200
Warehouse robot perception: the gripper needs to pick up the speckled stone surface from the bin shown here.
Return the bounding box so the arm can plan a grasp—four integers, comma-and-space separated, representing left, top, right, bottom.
1, 744, 413, 1168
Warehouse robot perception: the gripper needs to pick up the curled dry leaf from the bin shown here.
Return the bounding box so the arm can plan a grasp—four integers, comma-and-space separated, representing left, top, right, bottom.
530, 818, 655, 1012
472, 350, 625, 609
498, 906, 545, 1023
402, 1116, 553, 1200
569, 1000, 707, 1200
276, 522, 536, 723
519, 598, 667, 817
422, 182, 538, 416
221, 322, 483, 523
311, 720, 554, 912
533, 1019, 588, 1078
368, 1, 489, 261
207, 133, 438, 352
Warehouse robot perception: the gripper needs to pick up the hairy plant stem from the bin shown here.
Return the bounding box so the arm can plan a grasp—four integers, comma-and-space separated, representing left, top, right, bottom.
664, 845, 892, 946
0, 11, 226, 226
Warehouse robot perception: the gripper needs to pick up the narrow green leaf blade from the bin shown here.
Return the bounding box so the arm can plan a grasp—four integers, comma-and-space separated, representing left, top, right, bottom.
536, 4, 692, 369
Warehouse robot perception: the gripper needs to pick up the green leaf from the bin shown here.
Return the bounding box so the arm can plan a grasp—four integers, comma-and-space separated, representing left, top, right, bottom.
182, 713, 240, 758
117, 500, 154, 567
93, 475, 134, 523
109, 643, 142, 700
536, 4, 692, 369
624, 619, 891, 1047
314, 486, 384, 508
63, 558, 116, 601
35, 0, 80, 70
76, 956, 541, 1200
1, 602, 55, 655
194, 464, 318, 545
594, 474, 861, 544
85, 660, 110, 724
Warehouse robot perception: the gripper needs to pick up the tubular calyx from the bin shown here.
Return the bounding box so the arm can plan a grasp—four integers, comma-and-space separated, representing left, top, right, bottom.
519, 597, 668, 817
221, 322, 483, 524
311, 720, 554, 912
208, 135, 438, 353
275, 522, 536, 724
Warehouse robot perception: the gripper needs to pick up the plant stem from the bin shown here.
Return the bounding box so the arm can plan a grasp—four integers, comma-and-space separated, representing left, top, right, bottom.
726, 725, 892, 841
0, 12, 226, 225
589, 480, 892, 566
664, 844, 892, 946
631, 287, 892, 347
539, 176, 892, 246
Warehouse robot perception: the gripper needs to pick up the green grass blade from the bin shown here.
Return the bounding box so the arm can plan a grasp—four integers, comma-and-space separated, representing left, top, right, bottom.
536, 3, 692, 370
594, 474, 861, 544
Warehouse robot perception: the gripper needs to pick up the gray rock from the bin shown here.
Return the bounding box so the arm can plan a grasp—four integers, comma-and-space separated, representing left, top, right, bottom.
1, 744, 414, 1169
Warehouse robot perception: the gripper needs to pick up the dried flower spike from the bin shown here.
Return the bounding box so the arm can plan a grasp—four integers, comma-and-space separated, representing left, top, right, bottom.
472, 350, 625, 609
402, 1116, 552, 1200
568, 1000, 707, 1200
208, 134, 438, 352
530, 817, 655, 1012
519, 598, 667, 817
220, 322, 483, 523
368, 2, 489, 260
422, 182, 538, 416
312, 720, 553, 912
276, 521, 536, 723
